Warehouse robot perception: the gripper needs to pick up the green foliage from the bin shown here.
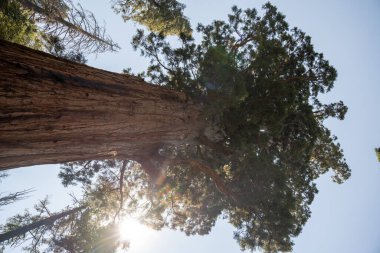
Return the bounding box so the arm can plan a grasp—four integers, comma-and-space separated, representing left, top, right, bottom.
1, 0, 117, 54
28, 0, 119, 53
0, 1, 42, 49
59, 159, 223, 236
131, 3, 350, 252
43, 35, 87, 63
0, 0, 88, 63
1, 160, 152, 252
112, 0, 192, 36
375, 148, 380, 162
1, 2, 351, 253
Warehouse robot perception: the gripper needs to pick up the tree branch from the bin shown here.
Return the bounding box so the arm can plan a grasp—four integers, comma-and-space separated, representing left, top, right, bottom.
148, 0, 162, 8
19, 0, 119, 52
113, 160, 127, 222
171, 158, 237, 202
0, 188, 34, 207
118, 160, 127, 211
231, 34, 257, 52
0, 206, 86, 243
196, 132, 232, 156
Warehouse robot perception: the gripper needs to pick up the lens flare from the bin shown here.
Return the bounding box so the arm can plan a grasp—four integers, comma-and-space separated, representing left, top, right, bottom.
119, 217, 155, 251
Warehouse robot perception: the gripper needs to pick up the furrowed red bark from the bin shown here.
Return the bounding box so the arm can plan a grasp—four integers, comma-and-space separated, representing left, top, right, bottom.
0, 40, 205, 172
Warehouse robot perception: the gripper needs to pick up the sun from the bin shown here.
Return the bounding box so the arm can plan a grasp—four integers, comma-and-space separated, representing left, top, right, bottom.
119, 217, 155, 250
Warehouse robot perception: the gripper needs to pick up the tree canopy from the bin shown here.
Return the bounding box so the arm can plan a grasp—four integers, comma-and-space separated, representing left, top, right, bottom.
0, 161, 146, 252
112, 0, 192, 36
128, 3, 350, 252
0, 0, 42, 49
0, 2, 350, 253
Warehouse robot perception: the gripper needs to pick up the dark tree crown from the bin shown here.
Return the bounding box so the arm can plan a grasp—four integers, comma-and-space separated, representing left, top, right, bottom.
129, 3, 350, 252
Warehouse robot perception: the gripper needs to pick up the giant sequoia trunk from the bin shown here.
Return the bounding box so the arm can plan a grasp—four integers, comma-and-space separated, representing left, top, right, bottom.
0, 40, 205, 173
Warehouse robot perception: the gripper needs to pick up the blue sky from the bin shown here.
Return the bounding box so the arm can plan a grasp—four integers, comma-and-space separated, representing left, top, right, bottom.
1, 0, 379, 252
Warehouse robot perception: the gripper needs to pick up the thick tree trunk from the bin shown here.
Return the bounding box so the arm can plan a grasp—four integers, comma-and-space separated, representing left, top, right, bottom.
0, 206, 85, 243
0, 40, 205, 172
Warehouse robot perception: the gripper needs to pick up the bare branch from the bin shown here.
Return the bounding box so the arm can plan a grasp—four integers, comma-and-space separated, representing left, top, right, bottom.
0, 189, 34, 207
19, 0, 119, 53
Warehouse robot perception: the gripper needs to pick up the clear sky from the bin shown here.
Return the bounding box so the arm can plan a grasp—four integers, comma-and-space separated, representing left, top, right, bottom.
1, 0, 379, 252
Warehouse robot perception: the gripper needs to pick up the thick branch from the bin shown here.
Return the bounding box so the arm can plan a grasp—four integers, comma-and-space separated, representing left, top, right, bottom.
172, 158, 237, 202
231, 34, 258, 51
197, 132, 232, 156
119, 160, 127, 210
113, 160, 127, 221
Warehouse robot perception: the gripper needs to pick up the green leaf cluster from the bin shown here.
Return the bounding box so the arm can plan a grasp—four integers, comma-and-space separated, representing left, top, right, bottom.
113, 0, 192, 36
0, 161, 138, 253
0, 2, 351, 252
130, 3, 350, 252
0, 1, 42, 49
